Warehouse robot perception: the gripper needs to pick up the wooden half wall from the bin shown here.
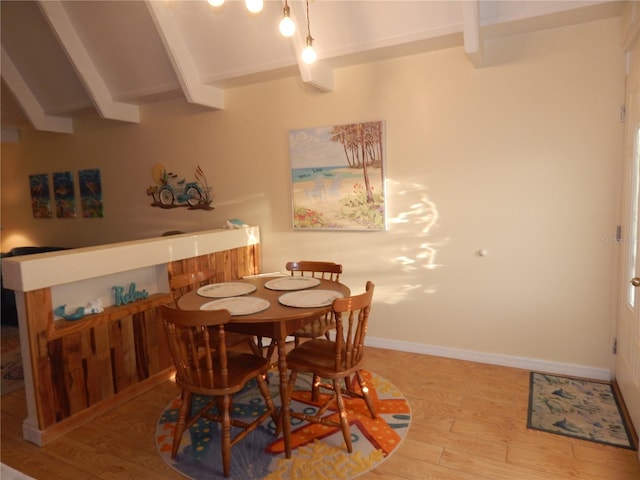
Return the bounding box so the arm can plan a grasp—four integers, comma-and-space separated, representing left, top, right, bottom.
2, 228, 261, 445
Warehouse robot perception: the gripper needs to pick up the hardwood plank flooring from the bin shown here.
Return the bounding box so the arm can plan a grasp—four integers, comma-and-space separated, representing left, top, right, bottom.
2, 347, 639, 479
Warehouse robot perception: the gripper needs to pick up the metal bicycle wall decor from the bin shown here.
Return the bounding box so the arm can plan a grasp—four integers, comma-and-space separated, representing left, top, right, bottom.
147, 164, 214, 210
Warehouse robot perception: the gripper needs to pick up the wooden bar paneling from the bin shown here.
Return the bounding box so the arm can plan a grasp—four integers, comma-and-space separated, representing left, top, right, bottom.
46, 337, 67, 422
62, 332, 86, 416
81, 328, 103, 407
133, 313, 150, 381
166, 244, 260, 281
110, 317, 128, 392
93, 323, 115, 401
25, 288, 59, 428
20, 243, 260, 445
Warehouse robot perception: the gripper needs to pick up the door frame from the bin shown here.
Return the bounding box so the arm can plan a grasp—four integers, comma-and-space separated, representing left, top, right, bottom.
614, 2, 640, 459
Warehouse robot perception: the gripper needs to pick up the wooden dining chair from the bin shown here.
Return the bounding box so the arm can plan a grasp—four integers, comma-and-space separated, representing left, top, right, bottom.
167, 269, 261, 356
285, 281, 376, 453
286, 261, 343, 344
159, 305, 278, 478
261, 261, 343, 361
167, 268, 218, 304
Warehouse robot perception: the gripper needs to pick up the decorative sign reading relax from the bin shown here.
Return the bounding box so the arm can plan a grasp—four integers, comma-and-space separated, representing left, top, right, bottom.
113, 282, 149, 306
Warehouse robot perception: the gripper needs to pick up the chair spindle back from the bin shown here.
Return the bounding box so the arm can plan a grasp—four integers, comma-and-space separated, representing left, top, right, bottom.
168, 269, 218, 303
160, 306, 231, 391
332, 281, 374, 371
286, 261, 342, 281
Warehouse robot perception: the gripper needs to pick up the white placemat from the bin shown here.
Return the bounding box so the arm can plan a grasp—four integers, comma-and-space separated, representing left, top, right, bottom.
200, 297, 270, 315
278, 289, 343, 308
264, 276, 321, 291
196, 282, 256, 298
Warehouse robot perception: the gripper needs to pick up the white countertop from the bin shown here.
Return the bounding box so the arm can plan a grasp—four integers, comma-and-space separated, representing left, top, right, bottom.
1, 227, 259, 292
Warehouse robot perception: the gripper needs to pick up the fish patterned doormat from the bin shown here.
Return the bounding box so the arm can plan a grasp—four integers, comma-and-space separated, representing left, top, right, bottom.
527, 372, 636, 449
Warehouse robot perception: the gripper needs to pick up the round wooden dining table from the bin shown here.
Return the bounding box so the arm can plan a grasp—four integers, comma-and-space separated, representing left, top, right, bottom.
176, 276, 350, 459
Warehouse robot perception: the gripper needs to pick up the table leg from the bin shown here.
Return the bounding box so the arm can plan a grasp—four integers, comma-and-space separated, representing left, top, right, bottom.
276, 333, 292, 458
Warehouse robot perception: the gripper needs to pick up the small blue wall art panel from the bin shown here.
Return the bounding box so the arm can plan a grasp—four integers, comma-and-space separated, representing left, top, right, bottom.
79, 169, 103, 218
53, 171, 76, 218
29, 173, 52, 219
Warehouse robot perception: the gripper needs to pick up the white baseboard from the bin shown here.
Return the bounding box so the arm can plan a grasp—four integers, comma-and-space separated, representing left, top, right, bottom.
1, 464, 36, 480
366, 336, 611, 381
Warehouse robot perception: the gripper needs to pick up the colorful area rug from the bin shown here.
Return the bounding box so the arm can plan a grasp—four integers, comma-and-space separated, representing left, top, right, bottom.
527, 372, 635, 450
1, 326, 24, 395
156, 370, 410, 479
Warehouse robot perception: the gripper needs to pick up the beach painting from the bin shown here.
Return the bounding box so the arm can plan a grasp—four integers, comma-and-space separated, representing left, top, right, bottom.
289, 120, 386, 231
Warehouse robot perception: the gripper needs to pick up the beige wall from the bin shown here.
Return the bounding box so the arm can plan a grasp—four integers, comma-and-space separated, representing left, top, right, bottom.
1, 18, 625, 373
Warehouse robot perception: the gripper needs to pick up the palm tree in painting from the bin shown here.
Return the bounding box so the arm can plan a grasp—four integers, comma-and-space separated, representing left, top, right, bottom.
329, 121, 383, 204
330, 125, 351, 166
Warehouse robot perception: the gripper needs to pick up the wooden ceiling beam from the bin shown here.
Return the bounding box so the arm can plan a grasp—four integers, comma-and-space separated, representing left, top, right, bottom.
1, 47, 73, 134
463, 0, 485, 68
146, 0, 224, 110
37, 0, 140, 123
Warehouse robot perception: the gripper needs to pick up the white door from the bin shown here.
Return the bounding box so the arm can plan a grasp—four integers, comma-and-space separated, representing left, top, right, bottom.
617, 32, 640, 458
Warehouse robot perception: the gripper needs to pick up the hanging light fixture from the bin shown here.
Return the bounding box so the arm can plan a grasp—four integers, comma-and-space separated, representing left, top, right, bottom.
207, 0, 299, 45
245, 0, 263, 14
301, 0, 316, 64
279, 0, 295, 37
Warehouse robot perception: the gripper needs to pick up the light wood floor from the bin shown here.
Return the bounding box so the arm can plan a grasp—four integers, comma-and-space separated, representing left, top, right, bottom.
2, 347, 639, 479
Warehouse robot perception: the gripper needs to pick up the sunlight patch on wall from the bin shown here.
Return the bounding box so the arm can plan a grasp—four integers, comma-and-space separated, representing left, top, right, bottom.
373, 180, 447, 304
387, 180, 445, 273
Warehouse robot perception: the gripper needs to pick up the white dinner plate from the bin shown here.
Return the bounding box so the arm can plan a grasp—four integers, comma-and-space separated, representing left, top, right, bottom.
278, 289, 344, 308
199, 297, 270, 316
264, 276, 321, 291
196, 282, 256, 298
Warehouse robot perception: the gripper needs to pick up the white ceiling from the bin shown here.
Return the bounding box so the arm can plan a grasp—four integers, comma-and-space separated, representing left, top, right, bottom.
0, 0, 625, 134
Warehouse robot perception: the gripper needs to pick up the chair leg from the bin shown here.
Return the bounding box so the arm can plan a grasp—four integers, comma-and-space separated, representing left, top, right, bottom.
311, 374, 321, 402
256, 372, 278, 425
172, 390, 191, 458
355, 370, 377, 418
333, 379, 352, 453
247, 337, 262, 357
265, 340, 276, 365
287, 370, 298, 397
276, 370, 298, 436
220, 394, 232, 477
344, 374, 352, 393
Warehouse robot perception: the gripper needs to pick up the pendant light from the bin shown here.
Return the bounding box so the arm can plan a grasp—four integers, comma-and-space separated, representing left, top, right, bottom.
279, 0, 295, 37
301, 0, 316, 64
245, 0, 263, 14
